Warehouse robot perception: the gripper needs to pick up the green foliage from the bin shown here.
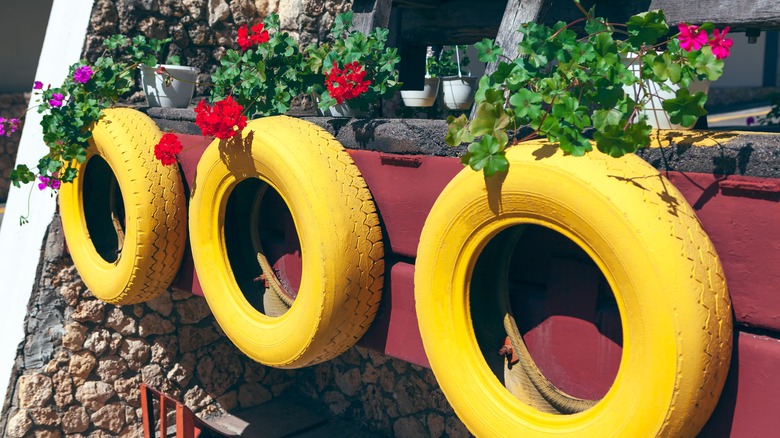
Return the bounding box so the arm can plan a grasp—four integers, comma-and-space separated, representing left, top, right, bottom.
304, 12, 401, 112
426, 46, 470, 78
211, 14, 306, 118
10, 34, 173, 188
446, 6, 726, 176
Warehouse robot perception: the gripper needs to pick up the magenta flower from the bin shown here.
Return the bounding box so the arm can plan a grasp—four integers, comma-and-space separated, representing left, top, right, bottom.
0, 119, 5, 137
9, 118, 19, 134
677, 23, 709, 52
709, 27, 734, 60
49, 93, 64, 108
73, 65, 93, 84
37, 176, 61, 190
33, 81, 43, 90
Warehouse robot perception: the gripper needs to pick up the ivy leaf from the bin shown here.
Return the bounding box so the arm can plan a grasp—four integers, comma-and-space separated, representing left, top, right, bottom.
593, 122, 652, 157
662, 88, 708, 127
626, 10, 669, 47
509, 88, 542, 119
474, 38, 503, 63
465, 135, 509, 177
445, 114, 475, 146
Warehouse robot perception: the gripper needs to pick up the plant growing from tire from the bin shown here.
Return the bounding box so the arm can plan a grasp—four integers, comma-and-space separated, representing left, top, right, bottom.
445, 0, 733, 176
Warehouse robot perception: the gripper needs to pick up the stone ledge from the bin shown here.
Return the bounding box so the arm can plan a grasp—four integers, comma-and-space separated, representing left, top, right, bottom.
147, 107, 780, 179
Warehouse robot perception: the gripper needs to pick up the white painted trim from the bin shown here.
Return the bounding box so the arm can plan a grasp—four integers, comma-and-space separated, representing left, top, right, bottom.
0, 0, 94, 408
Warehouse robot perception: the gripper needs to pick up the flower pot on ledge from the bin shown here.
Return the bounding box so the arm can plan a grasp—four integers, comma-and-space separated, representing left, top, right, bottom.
140, 64, 200, 108
401, 77, 441, 107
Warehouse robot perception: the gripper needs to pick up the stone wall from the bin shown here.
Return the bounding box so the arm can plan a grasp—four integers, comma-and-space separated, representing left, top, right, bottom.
1, 215, 467, 437
0, 93, 30, 202
83, 0, 352, 98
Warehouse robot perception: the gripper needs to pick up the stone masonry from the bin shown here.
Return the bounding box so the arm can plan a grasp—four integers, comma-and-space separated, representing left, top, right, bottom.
0, 215, 468, 437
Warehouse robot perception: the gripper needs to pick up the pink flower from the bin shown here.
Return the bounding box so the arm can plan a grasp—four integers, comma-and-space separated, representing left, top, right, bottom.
677, 23, 709, 52
709, 27, 734, 60
73, 65, 93, 84
49, 93, 64, 108
33, 81, 43, 90
37, 176, 60, 190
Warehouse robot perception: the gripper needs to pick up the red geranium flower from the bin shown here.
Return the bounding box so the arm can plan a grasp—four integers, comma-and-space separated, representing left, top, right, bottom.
709, 27, 733, 60
195, 96, 247, 139
236, 23, 270, 50
677, 23, 709, 52
154, 133, 183, 166
325, 61, 372, 104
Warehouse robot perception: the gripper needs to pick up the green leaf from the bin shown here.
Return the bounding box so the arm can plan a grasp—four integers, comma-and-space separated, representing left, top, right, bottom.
626, 10, 669, 47
652, 53, 682, 83
466, 135, 509, 177
594, 122, 652, 157
509, 88, 542, 119
445, 114, 475, 146
470, 102, 510, 146
592, 108, 623, 130
691, 46, 724, 81
662, 88, 708, 127
474, 38, 502, 63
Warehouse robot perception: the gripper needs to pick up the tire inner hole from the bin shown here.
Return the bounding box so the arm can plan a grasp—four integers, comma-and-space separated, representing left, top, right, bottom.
224, 178, 303, 317
82, 156, 125, 264
470, 224, 623, 410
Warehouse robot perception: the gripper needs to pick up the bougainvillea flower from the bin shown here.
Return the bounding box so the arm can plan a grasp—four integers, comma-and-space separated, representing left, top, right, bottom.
9, 118, 19, 135
677, 23, 709, 52
33, 81, 43, 90
154, 133, 183, 166
73, 65, 94, 84
325, 61, 372, 104
37, 176, 61, 190
194, 96, 247, 139
709, 27, 734, 60
49, 93, 64, 108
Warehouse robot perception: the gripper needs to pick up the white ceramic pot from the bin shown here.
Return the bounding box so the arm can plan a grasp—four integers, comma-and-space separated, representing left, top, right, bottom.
139, 64, 200, 108
401, 77, 440, 107
315, 96, 370, 118
622, 54, 710, 129
441, 76, 478, 110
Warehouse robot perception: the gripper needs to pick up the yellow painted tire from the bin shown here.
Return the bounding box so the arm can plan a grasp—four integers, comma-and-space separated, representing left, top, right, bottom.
189, 115, 384, 368
59, 108, 187, 304
415, 141, 732, 437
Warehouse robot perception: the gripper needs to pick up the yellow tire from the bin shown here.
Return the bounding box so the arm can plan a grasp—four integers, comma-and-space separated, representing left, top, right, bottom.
59, 108, 187, 304
415, 141, 732, 437
189, 115, 384, 368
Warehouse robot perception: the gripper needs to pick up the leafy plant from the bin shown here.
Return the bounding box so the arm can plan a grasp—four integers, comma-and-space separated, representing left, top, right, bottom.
305, 11, 401, 112
427, 46, 471, 78
210, 14, 307, 118
447, 1, 732, 176
8, 35, 176, 193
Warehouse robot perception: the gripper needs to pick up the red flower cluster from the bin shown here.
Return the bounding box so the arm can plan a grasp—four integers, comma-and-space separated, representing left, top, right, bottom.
677, 23, 733, 60
154, 133, 183, 166
325, 61, 371, 104
237, 23, 270, 51
195, 96, 247, 140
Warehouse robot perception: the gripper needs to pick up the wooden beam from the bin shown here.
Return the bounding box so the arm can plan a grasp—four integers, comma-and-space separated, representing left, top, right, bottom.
650, 0, 780, 31
352, 0, 393, 34
398, 0, 508, 46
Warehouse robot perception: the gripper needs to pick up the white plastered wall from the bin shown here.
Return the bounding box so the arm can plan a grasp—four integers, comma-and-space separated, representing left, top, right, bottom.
0, 0, 94, 408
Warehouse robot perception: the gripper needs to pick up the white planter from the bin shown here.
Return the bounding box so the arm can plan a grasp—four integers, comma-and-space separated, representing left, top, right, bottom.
441, 76, 478, 110
622, 55, 710, 129
139, 64, 199, 108
315, 97, 370, 118
401, 77, 440, 107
